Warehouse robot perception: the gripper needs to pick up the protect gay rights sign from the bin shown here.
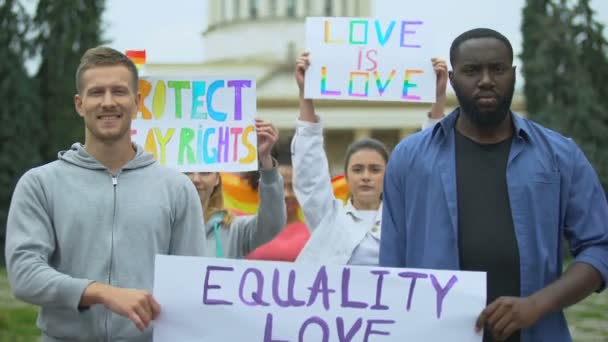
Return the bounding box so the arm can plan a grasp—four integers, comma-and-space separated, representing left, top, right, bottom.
304, 17, 436, 103
131, 76, 257, 172
153, 256, 486, 341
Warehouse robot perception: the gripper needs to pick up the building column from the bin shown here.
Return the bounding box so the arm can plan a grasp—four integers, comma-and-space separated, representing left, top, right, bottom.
354, 128, 371, 141
312, 0, 325, 16
399, 128, 418, 140
353, 0, 371, 16
240, 0, 249, 20
258, 0, 270, 18
208, 1, 218, 27
276, 0, 287, 17
296, 0, 306, 17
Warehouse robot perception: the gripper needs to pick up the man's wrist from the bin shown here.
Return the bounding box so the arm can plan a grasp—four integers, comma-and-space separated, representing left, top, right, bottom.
528, 291, 554, 318
81, 282, 102, 307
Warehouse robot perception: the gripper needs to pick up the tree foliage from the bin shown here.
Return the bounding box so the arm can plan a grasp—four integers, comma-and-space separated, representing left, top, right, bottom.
0, 0, 43, 251
522, 0, 608, 189
35, 0, 105, 161
0, 0, 105, 261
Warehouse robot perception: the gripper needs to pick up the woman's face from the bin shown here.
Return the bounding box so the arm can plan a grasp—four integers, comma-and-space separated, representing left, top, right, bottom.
345, 149, 386, 208
186, 172, 220, 206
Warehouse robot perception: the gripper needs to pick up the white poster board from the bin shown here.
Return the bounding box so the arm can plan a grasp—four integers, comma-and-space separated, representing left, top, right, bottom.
304, 17, 436, 103
131, 76, 257, 172
153, 256, 486, 341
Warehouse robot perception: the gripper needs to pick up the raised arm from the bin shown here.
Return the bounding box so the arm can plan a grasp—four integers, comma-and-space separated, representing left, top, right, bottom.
235, 120, 287, 254
295, 52, 318, 124
422, 57, 448, 130
292, 52, 342, 231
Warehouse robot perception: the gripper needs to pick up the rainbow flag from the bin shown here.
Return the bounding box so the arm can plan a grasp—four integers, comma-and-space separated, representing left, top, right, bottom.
221, 173, 260, 215
331, 173, 349, 204
125, 50, 146, 70
221, 172, 350, 216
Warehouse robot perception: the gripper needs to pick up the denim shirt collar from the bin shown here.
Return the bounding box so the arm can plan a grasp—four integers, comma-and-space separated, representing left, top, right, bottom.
432, 107, 531, 143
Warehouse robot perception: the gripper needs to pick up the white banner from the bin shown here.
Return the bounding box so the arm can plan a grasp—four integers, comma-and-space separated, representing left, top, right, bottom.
305, 17, 436, 103
131, 76, 257, 172
153, 255, 486, 341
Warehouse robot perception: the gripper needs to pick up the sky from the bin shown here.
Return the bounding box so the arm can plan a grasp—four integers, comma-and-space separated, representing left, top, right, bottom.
103, 0, 608, 65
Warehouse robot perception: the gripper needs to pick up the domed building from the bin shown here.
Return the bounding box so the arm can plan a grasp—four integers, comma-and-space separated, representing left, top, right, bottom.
144, 0, 525, 173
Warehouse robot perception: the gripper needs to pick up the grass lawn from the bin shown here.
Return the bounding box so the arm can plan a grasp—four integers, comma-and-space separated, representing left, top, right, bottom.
0, 268, 39, 342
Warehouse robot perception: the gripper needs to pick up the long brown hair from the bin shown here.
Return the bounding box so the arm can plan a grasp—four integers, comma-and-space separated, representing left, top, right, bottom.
205, 176, 235, 226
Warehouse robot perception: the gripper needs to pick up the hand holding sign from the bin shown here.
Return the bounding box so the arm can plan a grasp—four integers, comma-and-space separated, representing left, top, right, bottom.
476, 296, 542, 341
255, 119, 279, 169
295, 52, 310, 95
432, 57, 448, 100
81, 283, 161, 332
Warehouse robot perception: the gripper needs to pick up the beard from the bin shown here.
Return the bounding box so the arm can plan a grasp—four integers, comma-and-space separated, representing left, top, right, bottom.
453, 82, 515, 128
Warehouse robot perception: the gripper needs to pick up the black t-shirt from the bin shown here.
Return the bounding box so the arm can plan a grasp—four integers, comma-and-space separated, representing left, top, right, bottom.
455, 129, 521, 342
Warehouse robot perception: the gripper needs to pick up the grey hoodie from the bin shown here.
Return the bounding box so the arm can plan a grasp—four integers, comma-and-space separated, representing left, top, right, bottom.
5, 143, 206, 341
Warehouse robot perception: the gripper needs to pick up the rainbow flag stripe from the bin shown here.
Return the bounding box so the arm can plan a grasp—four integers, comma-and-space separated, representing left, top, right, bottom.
220, 173, 350, 216
125, 50, 146, 69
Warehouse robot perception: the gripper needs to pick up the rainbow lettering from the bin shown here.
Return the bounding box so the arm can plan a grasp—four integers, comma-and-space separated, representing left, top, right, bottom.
131, 76, 258, 172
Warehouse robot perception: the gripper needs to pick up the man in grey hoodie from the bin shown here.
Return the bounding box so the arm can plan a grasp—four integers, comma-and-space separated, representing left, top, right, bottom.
4, 47, 206, 341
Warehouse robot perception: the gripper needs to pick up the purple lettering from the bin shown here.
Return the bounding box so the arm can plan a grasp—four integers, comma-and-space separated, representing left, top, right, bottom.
272, 269, 305, 307
370, 270, 390, 310
202, 265, 234, 305
398, 271, 428, 311
430, 274, 458, 319
217, 126, 230, 162
363, 319, 395, 342
341, 268, 368, 309
263, 313, 289, 342
336, 317, 363, 342
227, 80, 251, 121
399, 21, 423, 48
298, 316, 329, 342
307, 266, 336, 310
238, 267, 270, 306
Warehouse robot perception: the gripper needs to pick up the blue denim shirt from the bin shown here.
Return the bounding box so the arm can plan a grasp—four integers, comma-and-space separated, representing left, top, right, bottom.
380, 109, 608, 342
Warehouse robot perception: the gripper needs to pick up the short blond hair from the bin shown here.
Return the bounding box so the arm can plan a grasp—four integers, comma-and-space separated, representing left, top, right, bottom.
75, 46, 138, 94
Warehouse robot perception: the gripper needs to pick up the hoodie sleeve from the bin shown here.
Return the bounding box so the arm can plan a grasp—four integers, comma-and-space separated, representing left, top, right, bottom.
234, 166, 287, 256
169, 178, 207, 256
5, 170, 93, 311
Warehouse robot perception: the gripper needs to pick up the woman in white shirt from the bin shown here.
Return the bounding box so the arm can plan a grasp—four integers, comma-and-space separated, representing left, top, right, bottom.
292, 52, 447, 265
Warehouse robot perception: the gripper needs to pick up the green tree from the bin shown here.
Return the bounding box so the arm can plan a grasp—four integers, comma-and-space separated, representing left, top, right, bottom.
0, 0, 43, 260
521, 0, 608, 189
35, 0, 105, 161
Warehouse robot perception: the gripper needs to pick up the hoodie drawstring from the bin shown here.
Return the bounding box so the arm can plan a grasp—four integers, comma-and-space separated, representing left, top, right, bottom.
211, 212, 225, 258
